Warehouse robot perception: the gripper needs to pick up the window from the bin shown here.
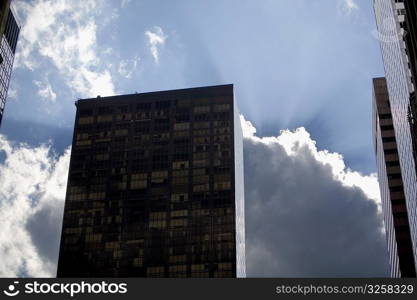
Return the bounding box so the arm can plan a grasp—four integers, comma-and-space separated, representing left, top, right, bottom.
149, 212, 166, 229
151, 171, 168, 183
194, 106, 210, 114
85, 234, 102, 243
214, 104, 230, 112
97, 115, 112, 123
193, 129, 210, 136
193, 159, 209, 168
116, 113, 132, 121
173, 161, 189, 169
136, 111, 151, 120
173, 170, 188, 177
171, 219, 187, 227
169, 265, 186, 276
386, 161, 400, 167
194, 122, 210, 129
172, 177, 188, 185
174, 122, 190, 131
384, 148, 397, 155
169, 255, 186, 264
68, 193, 87, 201
176, 99, 190, 107
137, 103, 152, 110
378, 113, 391, 119
131, 173, 148, 189
193, 168, 208, 175
171, 210, 188, 218
133, 257, 143, 267
149, 219, 166, 229
146, 266, 164, 277
381, 124, 394, 131
193, 175, 209, 184
90, 184, 106, 192
88, 192, 106, 200
191, 264, 208, 273
171, 193, 188, 202
174, 131, 189, 138
193, 183, 209, 192
214, 127, 230, 135
78, 116, 94, 125
193, 152, 209, 160
194, 137, 210, 144
115, 129, 128, 136
77, 133, 89, 140
95, 153, 109, 161
156, 101, 171, 109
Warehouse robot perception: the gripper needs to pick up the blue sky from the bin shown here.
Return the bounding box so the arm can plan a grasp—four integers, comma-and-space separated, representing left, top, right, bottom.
0, 0, 390, 277
3, 0, 384, 173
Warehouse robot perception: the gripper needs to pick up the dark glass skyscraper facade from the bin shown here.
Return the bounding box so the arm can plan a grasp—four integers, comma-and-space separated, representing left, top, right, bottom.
373, 77, 416, 277
0, 1, 19, 127
57, 84, 245, 277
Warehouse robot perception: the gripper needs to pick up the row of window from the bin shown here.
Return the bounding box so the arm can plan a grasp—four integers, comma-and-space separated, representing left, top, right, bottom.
79, 102, 230, 116
78, 106, 231, 124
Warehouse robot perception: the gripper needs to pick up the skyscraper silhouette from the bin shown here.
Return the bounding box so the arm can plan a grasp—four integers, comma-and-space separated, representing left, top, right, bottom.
57, 84, 245, 277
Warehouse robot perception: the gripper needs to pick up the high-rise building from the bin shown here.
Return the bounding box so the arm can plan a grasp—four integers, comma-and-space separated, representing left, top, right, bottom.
373, 77, 416, 277
403, 1, 417, 184
373, 0, 417, 276
0, 0, 19, 127
57, 84, 245, 278
403, 0, 416, 87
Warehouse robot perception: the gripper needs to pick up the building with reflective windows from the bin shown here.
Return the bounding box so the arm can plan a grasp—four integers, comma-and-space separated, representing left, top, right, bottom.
373, 77, 415, 277
403, 0, 416, 87
0, 0, 19, 127
57, 84, 246, 278
373, 0, 417, 276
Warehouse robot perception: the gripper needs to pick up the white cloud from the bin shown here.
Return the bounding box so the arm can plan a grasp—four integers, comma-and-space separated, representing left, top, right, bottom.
241, 115, 388, 277
14, 0, 115, 98
121, 0, 131, 8
0, 135, 70, 277
7, 87, 18, 100
340, 0, 359, 15
33, 79, 57, 102
117, 56, 140, 79
241, 115, 380, 205
145, 26, 167, 64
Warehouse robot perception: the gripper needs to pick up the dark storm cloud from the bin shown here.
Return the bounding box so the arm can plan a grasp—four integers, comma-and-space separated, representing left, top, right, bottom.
243, 127, 389, 277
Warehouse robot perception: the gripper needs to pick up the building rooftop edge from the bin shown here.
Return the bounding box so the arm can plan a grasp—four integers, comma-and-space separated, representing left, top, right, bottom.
76, 84, 234, 105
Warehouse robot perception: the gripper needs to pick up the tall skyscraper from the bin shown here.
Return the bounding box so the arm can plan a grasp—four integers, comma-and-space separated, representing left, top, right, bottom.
403, 0, 416, 87
57, 84, 245, 278
0, 0, 19, 127
373, 0, 417, 276
373, 77, 416, 277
